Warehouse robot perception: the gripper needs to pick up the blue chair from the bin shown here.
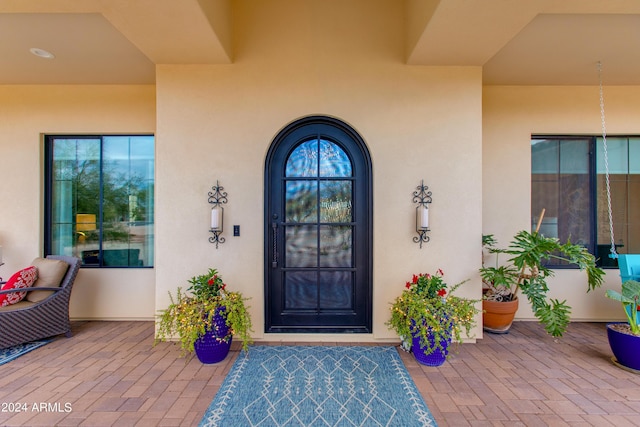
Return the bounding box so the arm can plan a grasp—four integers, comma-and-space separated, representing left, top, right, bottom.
618, 254, 640, 283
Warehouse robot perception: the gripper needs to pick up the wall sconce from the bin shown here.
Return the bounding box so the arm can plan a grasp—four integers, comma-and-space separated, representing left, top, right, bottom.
208, 180, 228, 249
413, 180, 432, 248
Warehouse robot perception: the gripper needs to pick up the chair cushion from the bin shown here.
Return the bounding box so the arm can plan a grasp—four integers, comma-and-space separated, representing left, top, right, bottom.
26, 257, 69, 303
0, 266, 38, 307
0, 300, 35, 312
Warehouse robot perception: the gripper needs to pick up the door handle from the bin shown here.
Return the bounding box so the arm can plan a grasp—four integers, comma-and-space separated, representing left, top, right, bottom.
272, 221, 278, 268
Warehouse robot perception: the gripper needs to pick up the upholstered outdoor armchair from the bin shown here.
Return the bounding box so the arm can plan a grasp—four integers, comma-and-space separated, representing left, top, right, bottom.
0, 255, 80, 349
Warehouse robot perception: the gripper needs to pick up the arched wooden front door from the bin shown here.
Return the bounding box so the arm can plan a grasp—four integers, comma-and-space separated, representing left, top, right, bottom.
264, 116, 372, 333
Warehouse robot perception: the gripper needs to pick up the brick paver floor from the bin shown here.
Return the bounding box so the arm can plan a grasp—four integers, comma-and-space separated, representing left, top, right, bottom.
0, 321, 637, 426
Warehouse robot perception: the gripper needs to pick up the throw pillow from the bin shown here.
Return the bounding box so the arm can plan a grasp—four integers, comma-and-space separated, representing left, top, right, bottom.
0, 266, 38, 307
26, 258, 69, 303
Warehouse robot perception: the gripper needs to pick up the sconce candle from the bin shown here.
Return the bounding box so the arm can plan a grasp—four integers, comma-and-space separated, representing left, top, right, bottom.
417, 205, 429, 231
211, 206, 223, 231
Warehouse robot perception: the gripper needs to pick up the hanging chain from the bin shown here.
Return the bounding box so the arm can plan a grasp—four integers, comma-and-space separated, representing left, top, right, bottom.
598, 61, 617, 258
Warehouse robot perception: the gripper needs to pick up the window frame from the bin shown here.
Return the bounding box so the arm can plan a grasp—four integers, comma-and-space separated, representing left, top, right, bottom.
531, 135, 640, 269
44, 134, 155, 268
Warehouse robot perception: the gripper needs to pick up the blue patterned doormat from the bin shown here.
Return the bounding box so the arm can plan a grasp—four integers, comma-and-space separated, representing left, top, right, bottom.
199, 346, 437, 427
0, 340, 50, 366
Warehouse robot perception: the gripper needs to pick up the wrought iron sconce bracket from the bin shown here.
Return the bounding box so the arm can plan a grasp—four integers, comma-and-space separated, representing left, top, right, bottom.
208, 180, 228, 249
413, 180, 432, 248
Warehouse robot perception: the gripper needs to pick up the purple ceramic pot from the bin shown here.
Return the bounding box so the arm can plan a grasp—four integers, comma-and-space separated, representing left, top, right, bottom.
411, 332, 450, 366
410, 319, 451, 367
194, 307, 232, 364
607, 322, 640, 371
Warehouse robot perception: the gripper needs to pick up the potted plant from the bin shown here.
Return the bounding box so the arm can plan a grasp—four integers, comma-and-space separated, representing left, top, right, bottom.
386, 269, 479, 366
605, 280, 640, 371
481, 234, 522, 333
155, 268, 253, 363
480, 230, 605, 337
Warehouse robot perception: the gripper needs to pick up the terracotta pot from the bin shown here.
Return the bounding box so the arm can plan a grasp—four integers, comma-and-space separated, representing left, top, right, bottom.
482, 298, 518, 334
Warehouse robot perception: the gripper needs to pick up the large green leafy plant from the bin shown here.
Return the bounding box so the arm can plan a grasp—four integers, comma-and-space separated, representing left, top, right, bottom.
481, 231, 605, 337
386, 269, 479, 357
155, 268, 253, 354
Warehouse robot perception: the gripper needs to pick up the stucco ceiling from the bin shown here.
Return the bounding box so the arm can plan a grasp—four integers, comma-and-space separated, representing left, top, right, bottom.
1, 0, 640, 85
0, 0, 231, 84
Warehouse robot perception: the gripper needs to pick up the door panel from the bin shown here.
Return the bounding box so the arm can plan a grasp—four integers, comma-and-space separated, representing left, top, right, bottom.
265, 116, 372, 333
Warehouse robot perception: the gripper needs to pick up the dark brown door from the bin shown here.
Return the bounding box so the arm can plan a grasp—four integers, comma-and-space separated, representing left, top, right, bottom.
265, 116, 372, 333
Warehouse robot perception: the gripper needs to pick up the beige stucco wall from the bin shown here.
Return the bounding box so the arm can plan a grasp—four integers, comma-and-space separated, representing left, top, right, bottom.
0, 85, 156, 320
3, 1, 639, 347
483, 85, 640, 322
6, 12, 638, 343
155, 0, 484, 342
0, 0, 485, 343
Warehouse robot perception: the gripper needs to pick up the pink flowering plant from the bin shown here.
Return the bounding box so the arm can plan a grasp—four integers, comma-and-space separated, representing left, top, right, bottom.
156, 268, 253, 355
386, 269, 479, 357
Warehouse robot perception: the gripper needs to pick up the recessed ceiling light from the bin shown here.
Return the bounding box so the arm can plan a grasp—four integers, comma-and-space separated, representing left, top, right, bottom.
29, 48, 55, 59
